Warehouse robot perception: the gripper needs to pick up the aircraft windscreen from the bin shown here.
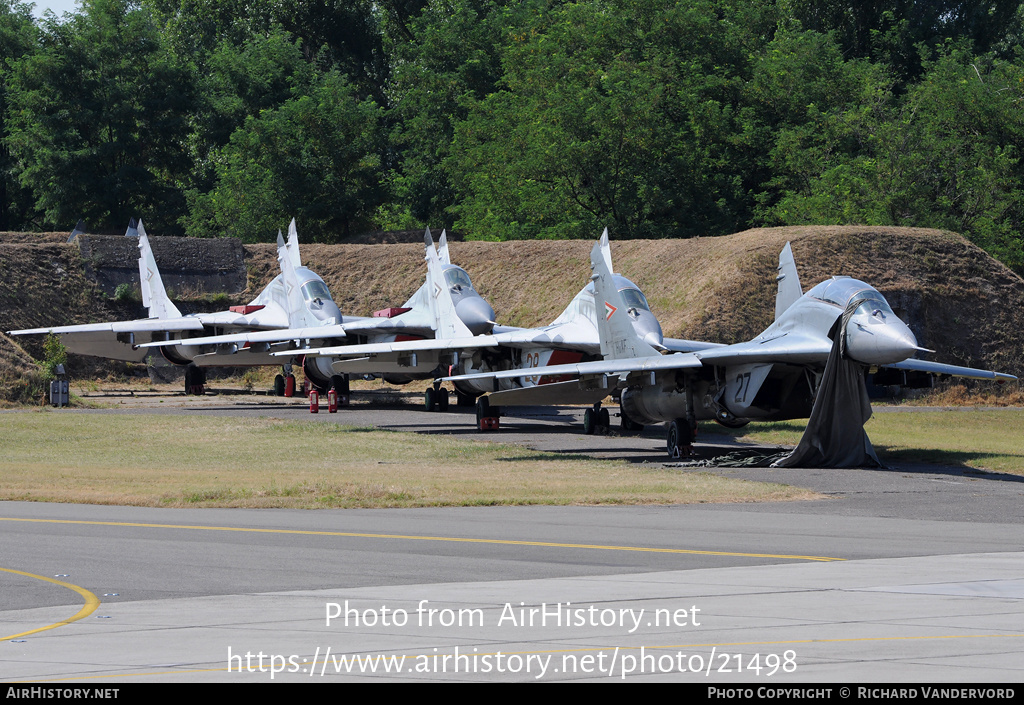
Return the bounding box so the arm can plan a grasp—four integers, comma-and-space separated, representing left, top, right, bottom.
853, 293, 895, 318
300, 280, 333, 302
444, 267, 473, 290
812, 278, 879, 309
619, 288, 651, 311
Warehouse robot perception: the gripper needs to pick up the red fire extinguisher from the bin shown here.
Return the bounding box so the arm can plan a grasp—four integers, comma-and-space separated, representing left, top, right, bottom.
327, 388, 338, 413
309, 388, 319, 413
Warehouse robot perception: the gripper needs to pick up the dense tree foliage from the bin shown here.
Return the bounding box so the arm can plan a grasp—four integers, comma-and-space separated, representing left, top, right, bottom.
2, 0, 1023, 272
5, 0, 193, 232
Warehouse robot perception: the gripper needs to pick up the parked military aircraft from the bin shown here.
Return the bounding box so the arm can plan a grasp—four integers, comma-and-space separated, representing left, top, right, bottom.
443, 234, 1016, 463
8, 220, 314, 393
291, 231, 713, 417
137, 228, 498, 404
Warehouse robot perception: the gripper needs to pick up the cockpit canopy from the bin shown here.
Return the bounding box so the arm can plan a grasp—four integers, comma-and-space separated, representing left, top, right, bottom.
443, 266, 474, 291
809, 277, 893, 315
619, 287, 651, 312
300, 279, 333, 303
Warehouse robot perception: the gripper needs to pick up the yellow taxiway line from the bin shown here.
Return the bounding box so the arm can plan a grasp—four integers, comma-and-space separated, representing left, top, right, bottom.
0, 516, 844, 562
0, 567, 101, 642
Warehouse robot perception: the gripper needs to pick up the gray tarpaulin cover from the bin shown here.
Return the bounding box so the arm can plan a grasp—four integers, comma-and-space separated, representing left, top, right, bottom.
772, 299, 881, 468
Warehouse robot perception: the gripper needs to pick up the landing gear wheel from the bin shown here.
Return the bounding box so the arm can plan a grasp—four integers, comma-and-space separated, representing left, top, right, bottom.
425, 387, 437, 412
437, 387, 449, 412
584, 405, 611, 435
667, 418, 695, 459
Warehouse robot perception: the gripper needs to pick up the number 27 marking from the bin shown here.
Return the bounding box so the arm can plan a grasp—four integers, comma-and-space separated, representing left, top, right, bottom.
734, 372, 752, 402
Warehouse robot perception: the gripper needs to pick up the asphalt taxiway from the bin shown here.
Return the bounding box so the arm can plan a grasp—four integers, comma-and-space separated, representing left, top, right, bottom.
2, 396, 1022, 682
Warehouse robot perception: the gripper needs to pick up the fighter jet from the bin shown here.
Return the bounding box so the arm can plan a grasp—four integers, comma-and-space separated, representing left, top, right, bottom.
443, 235, 1016, 464
291, 231, 701, 416
137, 228, 498, 403
8, 220, 315, 394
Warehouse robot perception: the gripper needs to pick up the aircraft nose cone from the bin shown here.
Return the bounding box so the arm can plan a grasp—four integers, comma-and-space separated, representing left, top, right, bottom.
634, 311, 664, 350
845, 317, 919, 365
455, 296, 495, 336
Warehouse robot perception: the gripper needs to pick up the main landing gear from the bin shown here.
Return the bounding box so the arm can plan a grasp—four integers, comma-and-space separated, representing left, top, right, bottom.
274, 372, 296, 397
273, 363, 299, 397
667, 417, 697, 458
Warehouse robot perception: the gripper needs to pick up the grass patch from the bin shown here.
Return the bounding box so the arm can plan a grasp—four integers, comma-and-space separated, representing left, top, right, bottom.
727, 410, 1024, 474
0, 412, 813, 508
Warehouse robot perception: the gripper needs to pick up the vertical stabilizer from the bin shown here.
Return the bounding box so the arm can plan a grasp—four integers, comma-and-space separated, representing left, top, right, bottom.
437, 229, 451, 265
775, 241, 803, 320
137, 220, 182, 319
277, 229, 314, 328
285, 218, 302, 269
590, 229, 660, 360
424, 229, 472, 339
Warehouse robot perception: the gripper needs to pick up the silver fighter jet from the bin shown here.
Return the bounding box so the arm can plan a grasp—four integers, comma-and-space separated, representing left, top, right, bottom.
294, 230, 697, 416
444, 236, 1016, 463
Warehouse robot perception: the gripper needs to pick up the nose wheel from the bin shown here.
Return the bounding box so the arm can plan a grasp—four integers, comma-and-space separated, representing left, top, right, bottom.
425, 384, 449, 412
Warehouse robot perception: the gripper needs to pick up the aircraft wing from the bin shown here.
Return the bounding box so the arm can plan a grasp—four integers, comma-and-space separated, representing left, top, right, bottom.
9, 317, 206, 336
443, 351, 703, 384
136, 323, 349, 349
689, 333, 834, 365
287, 334, 501, 359
884, 358, 1017, 382
290, 320, 605, 361
7, 317, 210, 363
487, 322, 602, 353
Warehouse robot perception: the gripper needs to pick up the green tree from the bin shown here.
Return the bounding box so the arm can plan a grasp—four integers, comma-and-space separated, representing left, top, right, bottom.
447, 0, 777, 239
764, 45, 1024, 272
5, 0, 195, 232
384, 0, 514, 229
0, 1, 37, 230
786, 1, 1024, 82
184, 71, 385, 241
180, 27, 315, 206
146, 0, 390, 104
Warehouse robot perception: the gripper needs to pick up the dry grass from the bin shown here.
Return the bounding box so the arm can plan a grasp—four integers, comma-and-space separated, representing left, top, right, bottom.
0, 412, 814, 508
901, 383, 1024, 407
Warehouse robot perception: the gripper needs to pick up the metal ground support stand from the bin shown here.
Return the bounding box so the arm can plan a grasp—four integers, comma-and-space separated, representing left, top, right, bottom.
184, 363, 205, 396
583, 403, 610, 435
49, 364, 70, 407
330, 374, 350, 406
475, 395, 500, 431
